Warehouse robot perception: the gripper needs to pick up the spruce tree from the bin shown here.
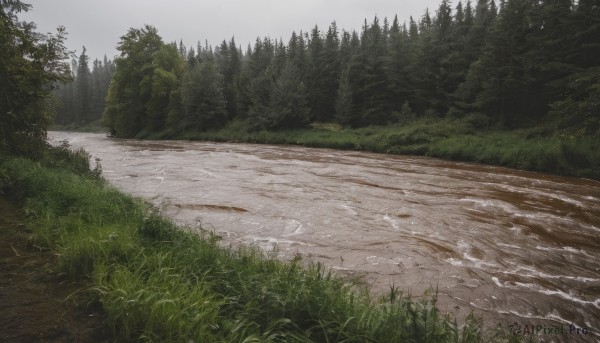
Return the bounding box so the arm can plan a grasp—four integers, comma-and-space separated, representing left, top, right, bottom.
217, 37, 242, 119
306, 25, 328, 122
320, 22, 341, 122
388, 15, 412, 115
356, 16, 391, 125
246, 38, 275, 128
334, 65, 356, 126
181, 61, 227, 130
267, 63, 310, 129
75, 47, 91, 123
469, 0, 537, 124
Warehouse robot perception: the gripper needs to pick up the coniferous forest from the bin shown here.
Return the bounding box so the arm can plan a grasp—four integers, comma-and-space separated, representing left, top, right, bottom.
51, 0, 600, 178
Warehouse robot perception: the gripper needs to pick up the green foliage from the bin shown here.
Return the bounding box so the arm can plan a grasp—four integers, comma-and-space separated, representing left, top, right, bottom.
181, 61, 228, 131
102, 25, 182, 137
335, 66, 355, 126
144, 44, 184, 131
548, 67, 600, 136
0, 1, 71, 156
263, 64, 311, 130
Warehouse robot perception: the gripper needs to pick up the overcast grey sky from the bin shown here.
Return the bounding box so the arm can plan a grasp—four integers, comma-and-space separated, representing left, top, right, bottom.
20, 0, 442, 61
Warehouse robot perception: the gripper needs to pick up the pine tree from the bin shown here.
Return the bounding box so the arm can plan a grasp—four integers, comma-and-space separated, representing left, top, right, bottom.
334, 65, 355, 126
217, 37, 242, 118
468, 0, 537, 124
320, 22, 341, 122
272, 39, 287, 78
267, 63, 310, 129
410, 9, 437, 115
75, 47, 91, 123
546, 1, 600, 133
246, 38, 275, 128
356, 16, 391, 125
429, 0, 458, 115
388, 15, 412, 115
453, 0, 499, 114
89, 59, 104, 122
306, 25, 328, 122
181, 61, 227, 130
287, 31, 307, 77
338, 30, 353, 68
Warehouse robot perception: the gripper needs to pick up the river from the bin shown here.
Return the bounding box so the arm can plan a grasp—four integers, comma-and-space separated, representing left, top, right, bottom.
48, 131, 600, 342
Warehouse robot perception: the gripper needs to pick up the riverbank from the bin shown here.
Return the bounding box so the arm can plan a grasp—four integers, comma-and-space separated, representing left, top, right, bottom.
132, 117, 600, 181
0, 145, 521, 341
0, 197, 109, 342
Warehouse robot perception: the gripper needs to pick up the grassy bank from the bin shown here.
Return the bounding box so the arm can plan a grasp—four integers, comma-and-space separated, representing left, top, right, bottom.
137, 116, 600, 180
0, 145, 525, 342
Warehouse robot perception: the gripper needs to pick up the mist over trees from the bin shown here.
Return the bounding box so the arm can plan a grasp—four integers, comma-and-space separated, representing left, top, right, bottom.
56, 0, 600, 138
53, 49, 115, 126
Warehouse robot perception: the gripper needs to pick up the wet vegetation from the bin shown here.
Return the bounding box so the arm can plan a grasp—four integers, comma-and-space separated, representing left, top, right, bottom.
0, 144, 530, 342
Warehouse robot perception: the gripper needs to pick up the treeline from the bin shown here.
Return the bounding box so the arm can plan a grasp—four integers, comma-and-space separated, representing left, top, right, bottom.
100, 0, 600, 138
53, 50, 115, 126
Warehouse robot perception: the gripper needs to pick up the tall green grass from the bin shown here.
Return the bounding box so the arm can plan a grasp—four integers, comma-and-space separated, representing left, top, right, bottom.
0, 146, 525, 342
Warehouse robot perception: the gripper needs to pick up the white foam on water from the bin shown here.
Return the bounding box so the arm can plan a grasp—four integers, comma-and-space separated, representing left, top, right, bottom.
534, 245, 597, 260
340, 204, 357, 215
246, 236, 314, 247
496, 242, 522, 250
463, 252, 499, 268
455, 240, 499, 269
459, 197, 515, 213
491, 277, 600, 309
538, 289, 600, 309
445, 258, 463, 266
545, 193, 585, 208
366, 256, 380, 265
502, 266, 600, 283
282, 220, 305, 236
383, 214, 400, 230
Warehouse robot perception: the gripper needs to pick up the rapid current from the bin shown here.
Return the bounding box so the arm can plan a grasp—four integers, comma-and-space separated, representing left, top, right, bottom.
48, 132, 600, 342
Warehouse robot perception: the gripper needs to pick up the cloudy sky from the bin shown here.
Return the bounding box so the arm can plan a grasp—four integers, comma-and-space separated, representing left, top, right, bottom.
20, 0, 442, 61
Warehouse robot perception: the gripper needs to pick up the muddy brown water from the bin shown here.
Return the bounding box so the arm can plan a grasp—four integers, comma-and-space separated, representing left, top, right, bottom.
48, 131, 600, 341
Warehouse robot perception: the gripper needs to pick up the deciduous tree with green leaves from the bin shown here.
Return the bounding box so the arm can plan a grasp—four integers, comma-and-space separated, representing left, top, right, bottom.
0, 0, 71, 156
102, 25, 165, 137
